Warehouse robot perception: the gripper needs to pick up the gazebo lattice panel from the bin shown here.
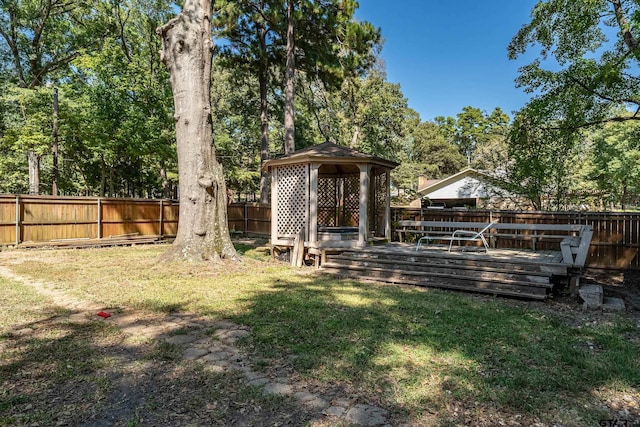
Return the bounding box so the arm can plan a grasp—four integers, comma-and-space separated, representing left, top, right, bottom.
343, 175, 360, 226
318, 177, 337, 227
276, 164, 308, 236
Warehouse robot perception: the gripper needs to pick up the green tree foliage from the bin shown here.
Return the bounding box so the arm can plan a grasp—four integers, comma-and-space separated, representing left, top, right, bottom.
280, 0, 380, 153
435, 107, 511, 168
299, 69, 408, 159
341, 70, 407, 157
505, 0, 640, 211
69, 0, 176, 197
0, 0, 177, 197
0, 86, 57, 193
410, 120, 466, 176
509, 0, 640, 130
0, 0, 116, 193
1, 88, 51, 152
214, 0, 380, 201
213, 0, 283, 202
587, 120, 640, 209
392, 118, 466, 203
210, 58, 262, 200
452, 106, 485, 164
506, 113, 581, 211
0, 0, 112, 88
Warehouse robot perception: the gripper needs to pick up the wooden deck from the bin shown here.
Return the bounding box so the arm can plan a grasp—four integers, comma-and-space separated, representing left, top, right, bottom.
319, 243, 575, 300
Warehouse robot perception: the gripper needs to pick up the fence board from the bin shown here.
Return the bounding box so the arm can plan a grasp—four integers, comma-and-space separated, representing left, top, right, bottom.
227, 203, 270, 236
0, 196, 17, 244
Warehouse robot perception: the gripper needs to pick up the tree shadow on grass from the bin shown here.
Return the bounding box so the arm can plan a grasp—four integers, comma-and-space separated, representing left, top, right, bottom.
223, 273, 640, 426
0, 310, 311, 427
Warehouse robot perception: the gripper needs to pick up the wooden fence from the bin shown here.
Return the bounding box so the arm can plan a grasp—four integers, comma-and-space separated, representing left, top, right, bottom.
1, 195, 639, 269
0, 195, 180, 245
0, 196, 270, 246
227, 202, 271, 236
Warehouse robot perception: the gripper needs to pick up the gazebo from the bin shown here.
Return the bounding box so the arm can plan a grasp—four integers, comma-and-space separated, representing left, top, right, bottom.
263, 141, 399, 252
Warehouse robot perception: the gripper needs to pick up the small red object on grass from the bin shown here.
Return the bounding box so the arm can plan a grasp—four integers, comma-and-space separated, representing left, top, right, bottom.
97, 311, 111, 318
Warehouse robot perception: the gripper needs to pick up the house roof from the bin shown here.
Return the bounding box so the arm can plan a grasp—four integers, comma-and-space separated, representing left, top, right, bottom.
417, 168, 498, 196
418, 178, 441, 192
263, 141, 399, 171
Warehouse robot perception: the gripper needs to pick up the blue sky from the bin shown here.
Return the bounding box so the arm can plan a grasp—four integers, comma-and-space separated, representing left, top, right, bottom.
355, 0, 539, 122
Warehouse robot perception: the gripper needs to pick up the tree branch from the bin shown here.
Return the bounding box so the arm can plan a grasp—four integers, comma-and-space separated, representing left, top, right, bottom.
32, 0, 54, 60
0, 9, 27, 87
567, 74, 640, 106
610, 0, 640, 60
29, 51, 80, 89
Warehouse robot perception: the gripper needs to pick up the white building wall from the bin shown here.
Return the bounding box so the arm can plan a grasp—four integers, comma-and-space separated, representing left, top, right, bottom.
425, 177, 491, 199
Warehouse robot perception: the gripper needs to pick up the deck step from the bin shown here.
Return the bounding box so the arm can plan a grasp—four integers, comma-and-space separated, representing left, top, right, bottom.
321, 248, 560, 300
328, 255, 555, 283
334, 249, 568, 276
321, 266, 549, 300
322, 262, 553, 290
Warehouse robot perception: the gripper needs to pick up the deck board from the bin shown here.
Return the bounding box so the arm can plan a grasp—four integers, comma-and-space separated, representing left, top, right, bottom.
374, 242, 563, 265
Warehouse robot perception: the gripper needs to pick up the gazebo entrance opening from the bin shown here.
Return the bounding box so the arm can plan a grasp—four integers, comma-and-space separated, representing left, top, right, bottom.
317, 164, 390, 241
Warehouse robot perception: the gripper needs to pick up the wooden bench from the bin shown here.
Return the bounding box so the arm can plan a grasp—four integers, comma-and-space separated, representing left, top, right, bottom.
489, 223, 583, 250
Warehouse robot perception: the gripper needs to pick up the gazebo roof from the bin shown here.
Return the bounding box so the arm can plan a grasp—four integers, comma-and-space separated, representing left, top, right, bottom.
263, 141, 399, 171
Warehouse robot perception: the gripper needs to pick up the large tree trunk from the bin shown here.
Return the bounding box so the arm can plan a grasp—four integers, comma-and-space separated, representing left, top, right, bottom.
258, 20, 270, 204
157, 0, 236, 261
259, 71, 270, 204
283, 0, 296, 154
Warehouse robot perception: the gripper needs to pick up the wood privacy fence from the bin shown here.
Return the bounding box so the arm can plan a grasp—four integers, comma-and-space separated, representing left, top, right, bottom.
0, 195, 180, 245
0, 196, 271, 246
1, 195, 639, 269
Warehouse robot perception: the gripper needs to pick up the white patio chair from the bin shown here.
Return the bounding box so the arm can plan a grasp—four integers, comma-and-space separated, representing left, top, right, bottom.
416, 220, 498, 252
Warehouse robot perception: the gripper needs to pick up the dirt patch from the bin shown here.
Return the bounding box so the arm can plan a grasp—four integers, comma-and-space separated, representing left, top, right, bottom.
585, 268, 640, 311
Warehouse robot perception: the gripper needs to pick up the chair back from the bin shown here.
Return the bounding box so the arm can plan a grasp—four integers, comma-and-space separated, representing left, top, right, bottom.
473, 220, 499, 238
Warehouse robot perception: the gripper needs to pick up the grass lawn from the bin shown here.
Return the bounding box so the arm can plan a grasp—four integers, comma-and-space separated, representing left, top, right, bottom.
1, 242, 639, 426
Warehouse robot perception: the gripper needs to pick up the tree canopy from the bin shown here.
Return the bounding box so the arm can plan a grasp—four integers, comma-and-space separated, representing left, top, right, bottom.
509, 0, 640, 130
1, 0, 639, 212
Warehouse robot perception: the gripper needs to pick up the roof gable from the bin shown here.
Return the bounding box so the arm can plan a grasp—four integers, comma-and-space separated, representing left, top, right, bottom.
418, 168, 509, 199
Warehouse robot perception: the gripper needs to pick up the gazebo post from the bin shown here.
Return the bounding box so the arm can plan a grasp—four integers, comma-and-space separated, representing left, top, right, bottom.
309, 163, 319, 246
385, 169, 392, 240
270, 167, 278, 251
358, 164, 371, 246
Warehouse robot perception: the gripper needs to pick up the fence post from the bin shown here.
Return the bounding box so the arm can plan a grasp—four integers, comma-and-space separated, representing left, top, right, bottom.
97, 198, 102, 239
15, 195, 20, 245
244, 203, 248, 236
159, 199, 164, 237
